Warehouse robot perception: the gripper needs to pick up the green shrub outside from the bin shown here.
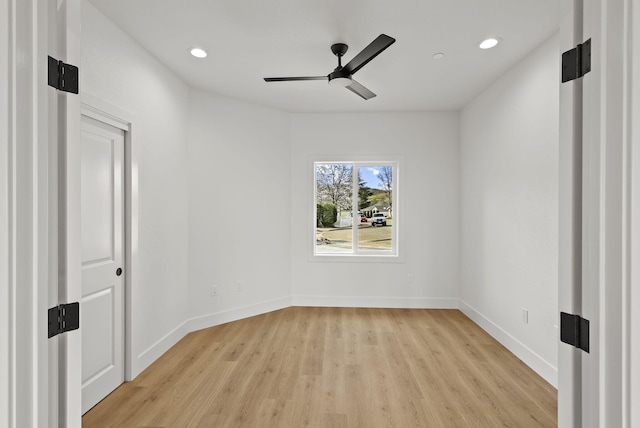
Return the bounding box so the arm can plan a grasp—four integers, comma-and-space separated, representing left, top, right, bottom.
316, 203, 337, 227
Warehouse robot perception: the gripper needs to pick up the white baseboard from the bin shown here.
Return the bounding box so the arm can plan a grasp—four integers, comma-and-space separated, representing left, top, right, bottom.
132, 296, 291, 379
185, 296, 292, 332
292, 295, 459, 309
459, 300, 558, 388
133, 321, 188, 379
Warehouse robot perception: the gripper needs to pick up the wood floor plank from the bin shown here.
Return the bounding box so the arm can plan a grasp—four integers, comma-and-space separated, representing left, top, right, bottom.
83, 307, 557, 428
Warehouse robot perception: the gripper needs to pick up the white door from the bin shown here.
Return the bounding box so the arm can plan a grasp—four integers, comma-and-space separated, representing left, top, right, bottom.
80, 114, 125, 413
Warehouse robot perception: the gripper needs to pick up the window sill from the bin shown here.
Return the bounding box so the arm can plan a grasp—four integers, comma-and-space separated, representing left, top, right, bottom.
310, 253, 404, 263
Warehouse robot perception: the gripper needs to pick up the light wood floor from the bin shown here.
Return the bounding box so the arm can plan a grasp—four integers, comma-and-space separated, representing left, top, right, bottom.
82, 307, 557, 427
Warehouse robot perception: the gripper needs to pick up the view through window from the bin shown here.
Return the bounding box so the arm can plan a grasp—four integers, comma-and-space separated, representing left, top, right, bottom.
315, 162, 397, 256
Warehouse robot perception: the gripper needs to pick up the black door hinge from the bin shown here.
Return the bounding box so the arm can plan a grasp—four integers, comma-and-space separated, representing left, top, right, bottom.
562, 39, 591, 83
560, 312, 590, 353
48, 302, 80, 338
48, 56, 79, 94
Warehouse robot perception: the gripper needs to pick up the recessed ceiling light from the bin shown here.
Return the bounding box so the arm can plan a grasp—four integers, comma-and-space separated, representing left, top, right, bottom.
432, 52, 445, 60
189, 47, 207, 58
478, 38, 501, 50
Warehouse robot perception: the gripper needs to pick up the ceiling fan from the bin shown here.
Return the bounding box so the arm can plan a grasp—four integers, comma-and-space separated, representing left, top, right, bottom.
264, 34, 396, 100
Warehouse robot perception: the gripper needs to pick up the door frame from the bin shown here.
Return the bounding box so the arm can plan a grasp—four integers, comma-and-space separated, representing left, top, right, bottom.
81, 93, 139, 383
3, 0, 55, 426
1, 0, 10, 425
626, 0, 640, 425
559, 0, 638, 426
582, 0, 634, 425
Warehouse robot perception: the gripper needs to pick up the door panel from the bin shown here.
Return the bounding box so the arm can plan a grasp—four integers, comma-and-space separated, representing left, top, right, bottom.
81, 130, 116, 265
80, 115, 125, 414
82, 287, 116, 382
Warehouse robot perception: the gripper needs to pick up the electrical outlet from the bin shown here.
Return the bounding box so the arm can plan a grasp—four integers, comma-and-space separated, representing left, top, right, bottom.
522, 309, 529, 324
408, 274, 414, 284
211, 286, 218, 296
236, 281, 242, 292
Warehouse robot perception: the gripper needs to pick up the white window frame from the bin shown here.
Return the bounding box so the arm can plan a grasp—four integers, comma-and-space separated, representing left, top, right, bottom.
313, 159, 400, 259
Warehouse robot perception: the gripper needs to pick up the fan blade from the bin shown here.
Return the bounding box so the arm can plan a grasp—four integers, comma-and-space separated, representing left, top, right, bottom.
264, 76, 327, 82
346, 80, 376, 100
342, 34, 395, 75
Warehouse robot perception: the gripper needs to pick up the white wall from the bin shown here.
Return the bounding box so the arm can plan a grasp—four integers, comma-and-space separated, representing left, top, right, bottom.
81, 1, 190, 376
460, 34, 560, 386
290, 113, 460, 307
186, 91, 292, 329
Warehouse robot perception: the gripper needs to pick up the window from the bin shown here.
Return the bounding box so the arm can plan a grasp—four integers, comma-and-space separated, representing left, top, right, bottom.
314, 161, 398, 256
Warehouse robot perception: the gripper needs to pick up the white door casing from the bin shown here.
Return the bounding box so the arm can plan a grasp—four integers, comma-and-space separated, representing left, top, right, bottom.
594, 0, 634, 425
1, 0, 11, 425
630, 1, 640, 422
630, 2, 640, 425
80, 115, 125, 413
5, 0, 71, 426
581, 0, 632, 425
560, 0, 637, 426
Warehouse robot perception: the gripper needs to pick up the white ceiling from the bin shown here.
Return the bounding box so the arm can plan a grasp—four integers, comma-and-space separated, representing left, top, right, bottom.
87, 0, 560, 113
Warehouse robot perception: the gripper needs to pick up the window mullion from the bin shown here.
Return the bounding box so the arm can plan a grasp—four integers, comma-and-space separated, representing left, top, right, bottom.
352, 163, 359, 254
